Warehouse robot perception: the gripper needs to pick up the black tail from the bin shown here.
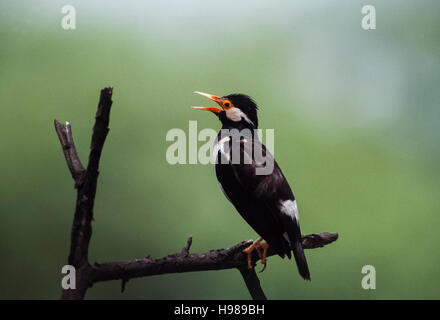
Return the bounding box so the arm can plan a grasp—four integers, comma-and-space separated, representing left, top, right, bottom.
291, 237, 311, 280
282, 216, 311, 280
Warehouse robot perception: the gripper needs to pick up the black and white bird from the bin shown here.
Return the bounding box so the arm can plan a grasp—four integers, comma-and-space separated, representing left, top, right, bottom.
192, 91, 310, 280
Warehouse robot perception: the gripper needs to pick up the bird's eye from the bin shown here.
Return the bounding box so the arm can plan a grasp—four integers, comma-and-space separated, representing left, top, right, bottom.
224, 102, 230, 107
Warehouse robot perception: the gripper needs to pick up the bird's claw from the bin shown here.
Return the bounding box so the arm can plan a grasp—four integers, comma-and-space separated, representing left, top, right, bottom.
258, 242, 269, 273
242, 237, 262, 269
242, 238, 269, 272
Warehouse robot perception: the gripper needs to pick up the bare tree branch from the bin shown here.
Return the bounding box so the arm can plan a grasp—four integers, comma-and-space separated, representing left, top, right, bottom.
56, 87, 338, 300
58, 87, 113, 300
54, 119, 85, 185
89, 232, 337, 283
238, 267, 267, 300
181, 236, 193, 256
88, 233, 337, 299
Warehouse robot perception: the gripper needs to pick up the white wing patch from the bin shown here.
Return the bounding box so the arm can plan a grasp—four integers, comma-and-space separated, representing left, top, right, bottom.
280, 199, 300, 225
213, 136, 231, 162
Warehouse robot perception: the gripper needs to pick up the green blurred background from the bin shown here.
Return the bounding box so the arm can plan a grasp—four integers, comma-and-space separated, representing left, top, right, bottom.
1, 0, 439, 299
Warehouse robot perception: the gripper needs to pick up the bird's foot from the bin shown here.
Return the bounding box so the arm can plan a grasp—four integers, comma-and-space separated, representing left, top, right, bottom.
242, 240, 269, 272
257, 242, 269, 273
242, 237, 263, 269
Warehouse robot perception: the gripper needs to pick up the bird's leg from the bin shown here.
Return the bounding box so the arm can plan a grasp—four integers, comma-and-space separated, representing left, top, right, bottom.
242, 237, 263, 269
258, 242, 269, 273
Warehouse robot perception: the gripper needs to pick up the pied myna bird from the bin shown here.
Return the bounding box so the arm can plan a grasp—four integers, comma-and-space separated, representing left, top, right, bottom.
192, 91, 310, 280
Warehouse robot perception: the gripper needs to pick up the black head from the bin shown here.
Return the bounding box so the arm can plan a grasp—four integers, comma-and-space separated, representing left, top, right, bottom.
192, 91, 259, 129
221, 93, 258, 128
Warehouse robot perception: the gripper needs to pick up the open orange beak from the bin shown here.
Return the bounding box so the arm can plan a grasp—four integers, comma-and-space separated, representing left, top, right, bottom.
192, 91, 223, 114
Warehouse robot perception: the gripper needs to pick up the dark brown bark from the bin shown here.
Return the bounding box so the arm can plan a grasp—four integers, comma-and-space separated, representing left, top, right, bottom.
238, 267, 267, 300
55, 87, 338, 300
56, 87, 113, 299
89, 233, 338, 284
